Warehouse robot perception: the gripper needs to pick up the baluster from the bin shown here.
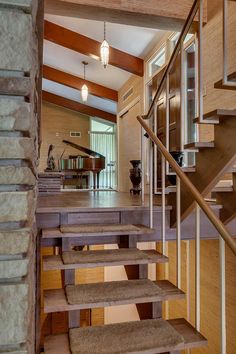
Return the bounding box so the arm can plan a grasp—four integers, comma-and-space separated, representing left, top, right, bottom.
195, 202, 201, 331
176, 176, 181, 288
223, 0, 228, 85
141, 126, 145, 204
198, 0, 203, 122
149, 131, 153, 228
166, 73, 170, 174
220, 237, 226, 354
161, 154, 166, 255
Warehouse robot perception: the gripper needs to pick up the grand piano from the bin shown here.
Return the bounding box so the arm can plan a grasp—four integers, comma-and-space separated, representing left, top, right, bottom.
58, 140, 105, 189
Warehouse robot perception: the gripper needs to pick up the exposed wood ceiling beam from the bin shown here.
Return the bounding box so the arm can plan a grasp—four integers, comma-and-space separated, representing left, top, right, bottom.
42, 91, 117, 123
43, 65, 118, 102
44, 20, 144, 77
44, 0, 206, 32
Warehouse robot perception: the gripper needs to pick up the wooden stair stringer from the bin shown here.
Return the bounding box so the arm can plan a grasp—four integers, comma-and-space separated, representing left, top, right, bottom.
213, 191, 236, 224
169, 114, 236, 226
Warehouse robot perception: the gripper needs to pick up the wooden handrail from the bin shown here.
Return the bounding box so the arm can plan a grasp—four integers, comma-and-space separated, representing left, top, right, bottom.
145, 0, 200, 120
137, 116, 236, 256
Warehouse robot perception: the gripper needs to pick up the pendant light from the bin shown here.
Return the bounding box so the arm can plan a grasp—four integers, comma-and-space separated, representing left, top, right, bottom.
81, 61, 88, 103
100, 22, 109, 68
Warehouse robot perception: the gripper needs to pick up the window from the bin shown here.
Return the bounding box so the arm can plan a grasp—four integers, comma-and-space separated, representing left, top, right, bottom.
149, 47, 166, 77
90, 118, 117, 189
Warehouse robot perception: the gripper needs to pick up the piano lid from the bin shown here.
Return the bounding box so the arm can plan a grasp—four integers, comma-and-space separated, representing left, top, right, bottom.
62, 140, 105, 159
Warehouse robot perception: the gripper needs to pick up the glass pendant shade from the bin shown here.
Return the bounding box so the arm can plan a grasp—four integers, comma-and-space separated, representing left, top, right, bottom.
100, 39, 109, 68
81, 83, 88, 103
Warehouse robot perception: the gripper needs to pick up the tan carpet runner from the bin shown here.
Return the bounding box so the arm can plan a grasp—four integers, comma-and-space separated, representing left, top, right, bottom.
62, 248, 151, 265
60, 223, 140, 233
65, 279, 165, 306
69, 318, 184, 354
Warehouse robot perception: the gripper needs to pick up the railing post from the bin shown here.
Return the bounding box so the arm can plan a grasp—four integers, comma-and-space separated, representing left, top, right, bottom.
195, 202, 201, 331
220, 237, 226, 354
176, 176, 181, 288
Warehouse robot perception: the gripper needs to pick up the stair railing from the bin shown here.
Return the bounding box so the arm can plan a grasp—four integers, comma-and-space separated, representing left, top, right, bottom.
137, 115, 236, 354
138, 116, 236, 256
223, 0, 236, 87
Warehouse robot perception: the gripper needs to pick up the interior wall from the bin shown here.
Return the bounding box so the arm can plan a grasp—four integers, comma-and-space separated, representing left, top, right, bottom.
117, 75, 144, 192
157, 239, 236, 354
39, 102, 90, 172
200, 0, 236, 142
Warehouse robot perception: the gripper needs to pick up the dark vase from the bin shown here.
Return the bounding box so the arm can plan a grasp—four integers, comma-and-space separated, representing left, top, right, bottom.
168, 151, 184, 185
129, 160, 142, 195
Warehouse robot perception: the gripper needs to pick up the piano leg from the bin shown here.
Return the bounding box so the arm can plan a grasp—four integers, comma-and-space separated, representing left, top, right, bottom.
97, 171, 100, 189
93, 172, 96, 190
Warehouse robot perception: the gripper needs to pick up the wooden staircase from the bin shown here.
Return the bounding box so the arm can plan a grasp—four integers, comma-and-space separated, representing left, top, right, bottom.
41, 223, 207, 353
169, 108, 236, 225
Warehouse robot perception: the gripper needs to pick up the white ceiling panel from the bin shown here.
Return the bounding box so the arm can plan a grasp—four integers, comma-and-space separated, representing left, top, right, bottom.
43, 79, 117, 115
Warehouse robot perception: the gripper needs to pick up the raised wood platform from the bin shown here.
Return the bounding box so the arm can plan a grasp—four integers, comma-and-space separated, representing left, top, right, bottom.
44, 280, 184, 313
43, 249, 168, 270
194, 108, 236, 124
44, 318, 207, 354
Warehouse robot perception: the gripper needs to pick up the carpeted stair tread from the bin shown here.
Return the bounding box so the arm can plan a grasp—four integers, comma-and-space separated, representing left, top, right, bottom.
61, 248, 167, 266
44, 318, 207, 354
43, 280, 184, 313
69, 318, 184, 354
65, 279, 164, 306
60, 223, 152, 234
43, 249, 168, 270
42, 224, 154, 238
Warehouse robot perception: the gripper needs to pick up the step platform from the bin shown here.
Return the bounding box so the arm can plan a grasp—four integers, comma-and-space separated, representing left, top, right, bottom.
43, 248, 168, 271
44, 318, 207, 354
44, 280, 184, 313
42, 224, 154, 239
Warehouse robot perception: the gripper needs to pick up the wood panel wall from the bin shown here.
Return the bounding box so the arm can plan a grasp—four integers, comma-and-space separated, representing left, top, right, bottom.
117, 75, 143, 192
39, 102, 90, 171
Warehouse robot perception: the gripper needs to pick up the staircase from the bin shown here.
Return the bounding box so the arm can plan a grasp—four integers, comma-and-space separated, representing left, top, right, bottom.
42, 223, 207, 353
39, 0, 236, 353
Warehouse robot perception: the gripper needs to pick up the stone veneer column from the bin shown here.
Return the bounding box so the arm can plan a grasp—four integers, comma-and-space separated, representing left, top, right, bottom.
0, 0, 41, 353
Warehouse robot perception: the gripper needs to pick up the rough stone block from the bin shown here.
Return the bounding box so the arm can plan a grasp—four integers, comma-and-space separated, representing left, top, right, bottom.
0, 351, 27, 354
0, 284, 28, 345
0, 137, 34, 160
0, 9, 33, 72
0, 0, 32, 12
0, 99, 31, 132
0, 77, 32, 96
0, 166, 35, 185
0, 229, 30, 255
0, 259, 28, 278
0, 191, 33, 223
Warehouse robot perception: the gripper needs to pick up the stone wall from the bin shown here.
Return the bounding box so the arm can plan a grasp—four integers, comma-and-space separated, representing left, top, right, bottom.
0, 0, 41, 353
